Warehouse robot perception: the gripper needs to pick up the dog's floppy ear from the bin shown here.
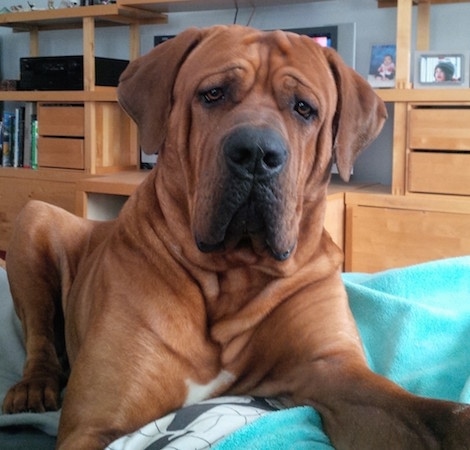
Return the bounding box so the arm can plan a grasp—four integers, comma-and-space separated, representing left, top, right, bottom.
118, 28, 203, 155
323, 47, 387, 182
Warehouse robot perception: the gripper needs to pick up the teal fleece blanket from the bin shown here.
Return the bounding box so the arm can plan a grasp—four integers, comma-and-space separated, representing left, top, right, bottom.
214, 256, 470, 450
1, 256, 470, 449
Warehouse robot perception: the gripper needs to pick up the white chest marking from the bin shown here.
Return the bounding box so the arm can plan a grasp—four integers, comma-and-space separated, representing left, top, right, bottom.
184, 370, 236, 406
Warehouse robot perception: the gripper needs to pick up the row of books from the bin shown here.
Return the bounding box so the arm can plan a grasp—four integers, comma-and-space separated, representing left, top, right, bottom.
1, 103, 38, 169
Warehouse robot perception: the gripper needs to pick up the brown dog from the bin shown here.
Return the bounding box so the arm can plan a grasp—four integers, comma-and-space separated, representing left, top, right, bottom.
3, 25, 470, 449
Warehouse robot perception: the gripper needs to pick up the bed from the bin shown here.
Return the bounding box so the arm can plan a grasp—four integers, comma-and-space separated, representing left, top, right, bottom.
1, 256, 470, 449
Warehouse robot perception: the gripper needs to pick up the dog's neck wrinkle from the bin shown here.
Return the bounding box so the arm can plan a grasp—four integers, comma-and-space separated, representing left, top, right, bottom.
205, 268, 273, 324
206, 250, 330, 347
208, 254, 344, 380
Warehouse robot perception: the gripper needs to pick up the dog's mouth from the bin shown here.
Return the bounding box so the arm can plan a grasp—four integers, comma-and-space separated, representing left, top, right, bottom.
196, 193, 294, 262
194, 126, 296, 262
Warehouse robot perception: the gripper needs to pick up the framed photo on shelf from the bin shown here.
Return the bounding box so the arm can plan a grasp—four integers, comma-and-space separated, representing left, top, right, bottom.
414, 51, 470, 88
367, 44, 396, 88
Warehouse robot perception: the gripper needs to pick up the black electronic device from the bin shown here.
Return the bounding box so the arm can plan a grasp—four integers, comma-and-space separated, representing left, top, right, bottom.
19, 56, 129, 91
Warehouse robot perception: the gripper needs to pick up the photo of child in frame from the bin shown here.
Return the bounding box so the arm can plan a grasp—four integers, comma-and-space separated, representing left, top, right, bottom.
368, 44, 397, 88
414, 52, 469, 88
433, 60, 456, 82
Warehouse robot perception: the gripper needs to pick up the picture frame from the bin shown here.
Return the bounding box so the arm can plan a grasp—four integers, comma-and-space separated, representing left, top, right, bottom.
367, 44, 397, 88
414, 51, 469, 88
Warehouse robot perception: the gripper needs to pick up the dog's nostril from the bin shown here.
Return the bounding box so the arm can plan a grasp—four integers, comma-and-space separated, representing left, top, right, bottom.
232, 148, 254, 167
263, 150, 284, 170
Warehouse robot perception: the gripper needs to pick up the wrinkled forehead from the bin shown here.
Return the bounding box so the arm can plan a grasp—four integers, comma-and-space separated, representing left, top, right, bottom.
174, 27, 337, 105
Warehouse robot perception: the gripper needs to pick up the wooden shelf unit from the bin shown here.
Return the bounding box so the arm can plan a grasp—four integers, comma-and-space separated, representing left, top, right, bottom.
0, 5, 166, 251
345, 0, 470, 272
0, 0, 322, 253
2, 0, 470, 269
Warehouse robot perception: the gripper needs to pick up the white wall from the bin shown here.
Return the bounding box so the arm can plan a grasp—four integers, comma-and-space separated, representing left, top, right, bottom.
2, 0, 470, 184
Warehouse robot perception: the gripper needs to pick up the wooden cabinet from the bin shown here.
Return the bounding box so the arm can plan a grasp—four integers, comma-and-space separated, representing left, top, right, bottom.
0, 5, 167, 251
345, 189, 470, 272
0, 169, 83, 250
345, 0, 470, 272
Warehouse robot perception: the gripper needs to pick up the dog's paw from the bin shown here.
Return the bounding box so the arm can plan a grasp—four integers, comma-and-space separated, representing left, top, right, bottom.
2, 376, 60, 414
440, 404, 470, 449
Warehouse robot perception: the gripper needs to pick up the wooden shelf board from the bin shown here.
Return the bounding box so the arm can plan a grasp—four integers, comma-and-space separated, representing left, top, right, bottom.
0, 167, 85, 181
117, 0, 314, 12
0, 5, 166, 31
78, 170, 150, 195
0, 88, 118, 102
12, 87, 470, 105
0, 0, 314, 27
346, 187, 470, 214
76, 171, 380, 198
378, 0, 470, 7
376, 88, 470, 103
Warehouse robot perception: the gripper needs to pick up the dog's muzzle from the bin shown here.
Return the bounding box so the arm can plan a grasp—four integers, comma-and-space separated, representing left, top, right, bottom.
196, 126, 294, 261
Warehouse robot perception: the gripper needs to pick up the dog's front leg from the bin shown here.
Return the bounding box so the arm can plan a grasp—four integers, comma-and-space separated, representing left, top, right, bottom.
3, 201, 69, 413
2, 201, 106, 414
295, 357, 470, 450
282, 284, 470, 450
237, 272, 470, 449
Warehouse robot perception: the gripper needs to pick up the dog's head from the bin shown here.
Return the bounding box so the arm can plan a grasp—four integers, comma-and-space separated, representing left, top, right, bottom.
118, 25, 386, 266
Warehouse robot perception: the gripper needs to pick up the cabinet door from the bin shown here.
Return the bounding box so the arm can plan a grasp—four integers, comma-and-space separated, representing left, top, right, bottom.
345, 205, 470, 272
0, 177, 76, 252
325, 193, 344, 251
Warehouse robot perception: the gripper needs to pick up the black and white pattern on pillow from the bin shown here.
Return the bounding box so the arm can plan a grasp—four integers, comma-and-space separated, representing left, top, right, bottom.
106, 396, 283, 450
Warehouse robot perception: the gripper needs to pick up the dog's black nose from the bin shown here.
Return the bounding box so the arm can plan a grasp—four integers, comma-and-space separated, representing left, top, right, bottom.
223, 127, 287, 179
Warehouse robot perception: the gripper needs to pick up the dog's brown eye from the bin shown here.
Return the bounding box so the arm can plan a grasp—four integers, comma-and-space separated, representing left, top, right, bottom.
294, 100, 316, 120
201, 87, 225, 104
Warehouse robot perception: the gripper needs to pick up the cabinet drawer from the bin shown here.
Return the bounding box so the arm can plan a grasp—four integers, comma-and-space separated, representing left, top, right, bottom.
38, 103, 84, 137
38, 137, 84, 170
408, 152, 470, 195
409, 108, 470, 151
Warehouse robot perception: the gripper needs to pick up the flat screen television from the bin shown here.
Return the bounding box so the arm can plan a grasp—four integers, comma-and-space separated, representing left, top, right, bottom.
282, 26, 338, 50
154, 26, 338, 49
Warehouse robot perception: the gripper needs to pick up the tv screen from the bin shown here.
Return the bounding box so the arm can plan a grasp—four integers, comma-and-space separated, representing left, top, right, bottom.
282, 26, 338, 50
154, 26, 338, 50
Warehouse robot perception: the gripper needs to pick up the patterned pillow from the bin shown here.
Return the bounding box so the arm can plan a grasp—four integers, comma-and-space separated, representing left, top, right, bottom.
107, 396, 283, 450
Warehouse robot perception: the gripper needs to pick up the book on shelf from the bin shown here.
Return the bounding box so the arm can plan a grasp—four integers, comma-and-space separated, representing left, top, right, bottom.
23, 103, 37, 169
1, 111, 14, 167
1, 103, 38, 169
13, 106, 25, 168
0, 120, 3, 166
31, 114, 38, 170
